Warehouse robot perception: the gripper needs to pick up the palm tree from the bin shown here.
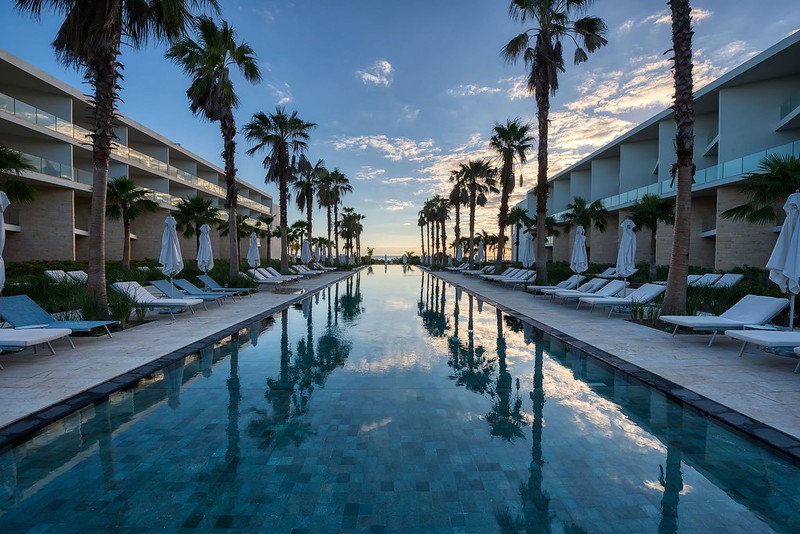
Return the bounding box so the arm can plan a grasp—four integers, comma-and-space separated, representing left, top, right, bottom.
417, 209, 427, 262
460, 159, 498, 267
720, 154, 800, 224
661, 0, 695, 316
0, 143, 36, 203
449, 168, 469, 260
253, 213, 275, 260
560, 196, 607, 261
173, 195, 222, 254
317, 170, 335, 264
288, 220, 308, 258
490, 118, 534, 270
479, 230, 499, 262
15, 0, 218, 313
166, 15, 261, 279
327, 169, 352, 263
503, 0, 608, 284
218, 213, 254, 260
508, 206, 531, 262
292, 157, 324, 243
105, 177, 159, 270
243, 106, 316, 273
630, 194, 676, 280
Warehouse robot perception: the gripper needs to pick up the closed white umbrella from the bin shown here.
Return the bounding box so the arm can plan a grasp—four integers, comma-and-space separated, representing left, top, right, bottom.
570, 225, 589, 275
301, 239, 312, 264
159, 215, 184, 282
0, 192, 9, 293
476, 241, 485, 264
615, 218, 637, 279
246, 232, 260, 268
520, 232, 536, 269
767, 192, 800, 329
402, 254, 408, 265
196, 223, 214, 274
456, 243, 463, 262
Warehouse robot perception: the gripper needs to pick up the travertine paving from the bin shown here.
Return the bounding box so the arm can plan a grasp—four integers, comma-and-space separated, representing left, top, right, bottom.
432, 270, 800, 442
0, 270, 354, 429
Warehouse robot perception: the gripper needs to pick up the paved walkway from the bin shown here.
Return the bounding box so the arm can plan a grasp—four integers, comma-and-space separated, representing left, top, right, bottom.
0, 270, 354, 431
431, 270, 800, 448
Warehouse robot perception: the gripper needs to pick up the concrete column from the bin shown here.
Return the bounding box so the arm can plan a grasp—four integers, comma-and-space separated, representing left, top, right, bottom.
551, 225, 570, 262
715, 186, 776, 270
130, 210, 169, 261
7, 186, 75, 261
586, 214, 618, 264
656, 196, 716, 270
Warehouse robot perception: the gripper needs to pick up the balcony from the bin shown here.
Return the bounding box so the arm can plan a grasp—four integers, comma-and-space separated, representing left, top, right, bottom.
778, 91, 800, 131
1, 91, 271, 214
19, 151, 92, 184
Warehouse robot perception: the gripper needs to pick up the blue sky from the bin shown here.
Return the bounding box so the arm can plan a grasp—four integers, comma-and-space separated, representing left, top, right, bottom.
1, 1, 799, 255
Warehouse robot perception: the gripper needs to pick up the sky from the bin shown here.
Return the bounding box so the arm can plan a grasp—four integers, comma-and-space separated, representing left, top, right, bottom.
1, 1, 799, 256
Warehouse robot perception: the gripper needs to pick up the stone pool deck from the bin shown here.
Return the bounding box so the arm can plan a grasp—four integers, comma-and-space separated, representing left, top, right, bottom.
0, 269, 355, 440
431, 269, 800, 457
2, 266, 800, 458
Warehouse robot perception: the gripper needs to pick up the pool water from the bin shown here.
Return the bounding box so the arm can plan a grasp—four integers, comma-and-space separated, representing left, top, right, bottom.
1, 267, 799, 532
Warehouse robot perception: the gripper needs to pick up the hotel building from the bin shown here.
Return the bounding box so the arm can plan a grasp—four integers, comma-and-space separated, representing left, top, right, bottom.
0, 49, 277, 264
519, 31, 800, 271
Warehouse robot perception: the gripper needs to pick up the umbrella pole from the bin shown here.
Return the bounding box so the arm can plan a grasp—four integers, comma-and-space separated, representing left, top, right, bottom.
791, 294, 795, 331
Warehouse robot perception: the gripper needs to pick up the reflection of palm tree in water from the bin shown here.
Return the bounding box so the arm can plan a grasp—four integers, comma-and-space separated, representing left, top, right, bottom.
420, 275, 449, 337
339, 273, 364, 323
658, 409, 684, 534
448, 293, 493, 394
486, 309, 526, 441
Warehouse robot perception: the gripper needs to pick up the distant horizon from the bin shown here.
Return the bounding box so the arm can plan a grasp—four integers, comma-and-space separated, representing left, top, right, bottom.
1, 2, 798, 253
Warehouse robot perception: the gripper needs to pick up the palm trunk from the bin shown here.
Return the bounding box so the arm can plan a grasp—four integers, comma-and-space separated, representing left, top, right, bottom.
306, 189, 313, 242
662, 0, 695, 315
497, 188, 510, 271
420, 224, 425, 260
469, 193, 476, 268
266, 235, 272, 261
334, 204, 340, 263
326, 204, 333, 264
534, 75, 551, 285
195, 224, 201, 254
86, 37, 123, 318
280, 176, 289, 273
427, 222, 432, 264
122, 216, 131, 271
515, 224, 521, 262
650, 228, 658, 280
441, 218, 447, 267
221, 112, 239, 279
454, 204, 461, 262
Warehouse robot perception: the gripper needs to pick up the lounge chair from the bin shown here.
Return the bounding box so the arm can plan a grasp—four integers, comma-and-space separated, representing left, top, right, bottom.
463, 266, 494, 276
66, 270, 88, 283
0, 295, 118, 343
111, 281, 204, 319
247, 269, 287, 284
174, 279, 238, 301
482, 268, 520, 280
553, 279, 629, 308
711, 273, 744, 288
197, 274, 257, 295
498, 271, 536, 285
578, 283, 666, 316
660, 295, 789, 346
595, 267, 617, 278
43, 270, 71, 283
313, 262, 337, 271
151, 280, 226, 306
293, 265, 323, 276
447, 263, 469, 271
540, 277, 609, 298
527, 274, 585, 295
261, 267, 299, 282
0, 327, 74, 365
690, 273, 723, 287
724, 330, 800, 372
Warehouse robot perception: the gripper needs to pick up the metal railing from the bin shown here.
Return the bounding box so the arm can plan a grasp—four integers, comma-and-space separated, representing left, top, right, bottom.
780, 91, 800, 120
1, 91, 271, 214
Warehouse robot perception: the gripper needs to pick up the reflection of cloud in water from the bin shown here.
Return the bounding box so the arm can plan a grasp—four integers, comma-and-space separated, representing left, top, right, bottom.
643, 479, 694, 495
360, 417, 392, 433
348, 351, 433, 373
542, 357, 664, 453
384, 296, 415, 311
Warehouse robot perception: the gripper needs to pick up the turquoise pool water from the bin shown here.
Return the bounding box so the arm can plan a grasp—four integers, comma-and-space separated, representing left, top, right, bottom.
1, 266, 799, 532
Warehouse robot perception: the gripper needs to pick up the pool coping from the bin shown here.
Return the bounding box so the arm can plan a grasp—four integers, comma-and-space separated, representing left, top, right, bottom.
433, 272, 800, 463
0, 271, 361, 450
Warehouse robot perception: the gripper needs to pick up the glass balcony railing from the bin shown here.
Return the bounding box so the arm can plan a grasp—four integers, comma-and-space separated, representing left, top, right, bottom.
780, 91, 800, 119
1, 91, 271, 214
552, 140, 800, 221
18, 151, 93, 184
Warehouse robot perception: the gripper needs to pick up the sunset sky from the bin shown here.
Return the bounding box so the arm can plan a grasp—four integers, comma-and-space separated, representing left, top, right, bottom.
1, 1, 798, 255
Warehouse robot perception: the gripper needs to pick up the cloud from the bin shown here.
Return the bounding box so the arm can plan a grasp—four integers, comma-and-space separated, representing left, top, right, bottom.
401, 104, 420, 121
384, 200, 415, 211
355, 166, 385, 181
333, 135, 440, 162
501, 75, 530, 100
446, 84, 502, 97
381, 177, 415, 185
355, 60, 394, 86
618, 19, 635, 34
268, 82, 293, 105
643, 8, 712, 26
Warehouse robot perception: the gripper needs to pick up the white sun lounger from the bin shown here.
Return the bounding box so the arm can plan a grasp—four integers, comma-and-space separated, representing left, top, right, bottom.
711, 273, 744, 288
724, 330, 800, 372
260, 267, 299, 282
578, 283, 666, 317
44, 270, 71, 283
660, 295, 790, 346
482, 268, 521, 280
247, 269, 287, 284
0, 327, 73, 364
553, 279, 629, 307
540, 277, 609, 298
111, 282, 204, 319
527, 274, 585, 295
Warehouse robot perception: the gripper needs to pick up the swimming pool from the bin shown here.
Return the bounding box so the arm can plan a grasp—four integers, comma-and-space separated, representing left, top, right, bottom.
0, 266, 798, 531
